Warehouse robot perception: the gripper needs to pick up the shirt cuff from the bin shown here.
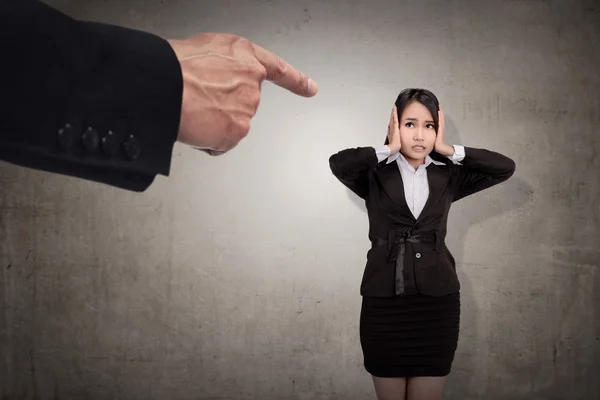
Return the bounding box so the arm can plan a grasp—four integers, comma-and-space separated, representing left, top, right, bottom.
373, 145, 391, 163
449, 145, 465, 163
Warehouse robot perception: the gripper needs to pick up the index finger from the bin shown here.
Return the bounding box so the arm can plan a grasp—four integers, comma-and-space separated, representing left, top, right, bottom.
390, 105, 399, 125
251, 43, 318, 97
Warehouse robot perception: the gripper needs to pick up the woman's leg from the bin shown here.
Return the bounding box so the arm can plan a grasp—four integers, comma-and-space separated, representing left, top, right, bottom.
405, 376, 447, 400
371, 376, 407, 400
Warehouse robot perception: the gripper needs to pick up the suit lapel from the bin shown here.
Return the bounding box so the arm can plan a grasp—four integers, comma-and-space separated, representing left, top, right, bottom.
375, 161, 414, 219
417, 163, 450, 222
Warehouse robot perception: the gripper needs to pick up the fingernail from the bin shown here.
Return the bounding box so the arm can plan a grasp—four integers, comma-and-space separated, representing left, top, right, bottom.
308, 78, 317, 95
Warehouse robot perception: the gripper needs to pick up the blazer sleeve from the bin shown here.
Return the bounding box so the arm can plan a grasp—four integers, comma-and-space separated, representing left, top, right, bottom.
329, 147, 380, 199
0, 0, 184, 192
450, 146, 516, 202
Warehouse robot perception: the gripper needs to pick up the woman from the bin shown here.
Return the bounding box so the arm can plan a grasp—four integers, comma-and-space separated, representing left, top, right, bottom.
329, 88, 515, 400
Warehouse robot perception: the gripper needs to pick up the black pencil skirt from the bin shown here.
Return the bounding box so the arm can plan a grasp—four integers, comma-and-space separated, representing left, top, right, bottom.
359, 291, 460, 378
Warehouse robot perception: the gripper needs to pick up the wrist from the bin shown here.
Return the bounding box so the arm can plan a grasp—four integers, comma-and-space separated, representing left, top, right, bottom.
438, 144, 454, 157
389, 143, 401, 154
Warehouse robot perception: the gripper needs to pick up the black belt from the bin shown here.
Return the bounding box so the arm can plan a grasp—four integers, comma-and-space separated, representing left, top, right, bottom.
372, 229, 440, 295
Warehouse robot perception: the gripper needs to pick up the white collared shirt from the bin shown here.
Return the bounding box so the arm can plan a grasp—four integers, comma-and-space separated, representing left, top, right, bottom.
373, 145, 466, 219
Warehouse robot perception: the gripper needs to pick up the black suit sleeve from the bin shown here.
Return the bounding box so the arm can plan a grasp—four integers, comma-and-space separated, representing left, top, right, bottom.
329, 147, 379, 199
451, 147, 516, 202
0, 0, 184, 192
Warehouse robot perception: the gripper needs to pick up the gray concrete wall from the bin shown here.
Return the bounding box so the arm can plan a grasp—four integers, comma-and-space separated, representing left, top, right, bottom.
1, 0, 599, 399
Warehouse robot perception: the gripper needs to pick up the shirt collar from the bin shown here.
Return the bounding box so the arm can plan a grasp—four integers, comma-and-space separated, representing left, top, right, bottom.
386, 151, 445, 167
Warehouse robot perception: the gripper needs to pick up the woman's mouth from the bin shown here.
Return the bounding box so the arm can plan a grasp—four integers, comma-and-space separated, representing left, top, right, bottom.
412, 145, 426, 152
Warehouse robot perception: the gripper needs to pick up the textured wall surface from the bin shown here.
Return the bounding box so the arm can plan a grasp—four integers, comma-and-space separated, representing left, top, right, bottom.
1, 0, 599, 399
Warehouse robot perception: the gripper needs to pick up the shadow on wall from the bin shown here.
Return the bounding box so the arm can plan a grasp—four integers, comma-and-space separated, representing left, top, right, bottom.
340, 114, 533, 397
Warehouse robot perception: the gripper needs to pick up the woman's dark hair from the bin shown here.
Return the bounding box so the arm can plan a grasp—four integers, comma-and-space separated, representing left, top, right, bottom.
384, 88, 446, 162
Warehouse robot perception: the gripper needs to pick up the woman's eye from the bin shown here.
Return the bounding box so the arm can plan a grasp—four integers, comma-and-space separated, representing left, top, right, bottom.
405, 122, 414, 128
426, 124, 435, 129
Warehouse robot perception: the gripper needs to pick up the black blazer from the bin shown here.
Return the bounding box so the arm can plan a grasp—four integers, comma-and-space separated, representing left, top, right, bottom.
329, 146, 516, 297
0, 0, 183, 191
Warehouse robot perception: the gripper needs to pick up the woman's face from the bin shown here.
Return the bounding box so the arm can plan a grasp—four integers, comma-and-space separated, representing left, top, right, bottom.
398, 101, 437, 164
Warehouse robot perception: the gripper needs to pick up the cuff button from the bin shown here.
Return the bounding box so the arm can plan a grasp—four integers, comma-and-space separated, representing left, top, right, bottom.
57, 123, 76, 150
101, 130, 120, 156
123, 135, 141, 160
82, 127, 100, 152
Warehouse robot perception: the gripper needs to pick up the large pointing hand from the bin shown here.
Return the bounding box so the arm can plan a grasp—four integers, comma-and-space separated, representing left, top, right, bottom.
168, 33, 318, 154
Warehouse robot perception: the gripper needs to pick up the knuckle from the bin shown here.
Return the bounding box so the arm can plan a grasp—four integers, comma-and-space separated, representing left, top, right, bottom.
251, 92, 261, 108
259, 66, 268, 80
241, 84, 261, 108
239, 119, 251, 136
229, 117, 250, 139
231, 34, 248, 46
275, 56, 287, 77
251, 62, 268, 80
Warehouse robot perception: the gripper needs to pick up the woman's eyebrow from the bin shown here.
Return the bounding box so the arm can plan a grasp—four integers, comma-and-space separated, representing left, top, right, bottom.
404, 117, 435, 123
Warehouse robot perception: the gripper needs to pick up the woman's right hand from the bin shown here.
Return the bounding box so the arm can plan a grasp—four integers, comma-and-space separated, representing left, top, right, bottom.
387, 105, 401, 154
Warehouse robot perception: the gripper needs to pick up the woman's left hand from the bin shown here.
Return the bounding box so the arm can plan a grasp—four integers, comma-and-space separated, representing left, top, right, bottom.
433, 105, 455, 157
